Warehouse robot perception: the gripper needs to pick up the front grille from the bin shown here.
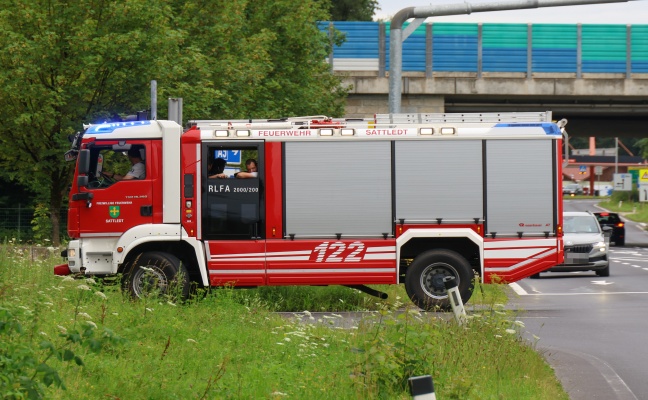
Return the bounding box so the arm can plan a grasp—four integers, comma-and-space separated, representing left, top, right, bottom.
565, 245, 592, 254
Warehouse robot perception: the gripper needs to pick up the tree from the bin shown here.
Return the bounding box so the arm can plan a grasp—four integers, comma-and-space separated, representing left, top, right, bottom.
0, 0, 182, 245
637, 138, 648, 160
322, 0, 379, 21
164, 0, 347, 120
0, 0, 348, 245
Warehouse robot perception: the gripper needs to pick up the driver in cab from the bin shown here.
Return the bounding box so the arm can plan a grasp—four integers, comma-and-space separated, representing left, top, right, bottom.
105, 147, 145, 181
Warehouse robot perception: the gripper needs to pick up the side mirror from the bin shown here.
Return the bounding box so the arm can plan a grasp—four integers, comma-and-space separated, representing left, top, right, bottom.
78, 149, 90, 174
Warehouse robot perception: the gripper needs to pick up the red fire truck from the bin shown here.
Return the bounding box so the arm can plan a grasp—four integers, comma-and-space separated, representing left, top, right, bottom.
55, 112, 565, 309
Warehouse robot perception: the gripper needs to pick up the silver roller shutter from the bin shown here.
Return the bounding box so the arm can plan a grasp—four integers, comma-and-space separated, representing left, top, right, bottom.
284, 141, 392, 237
395, 140, 483, 222
486, 139, 554, 236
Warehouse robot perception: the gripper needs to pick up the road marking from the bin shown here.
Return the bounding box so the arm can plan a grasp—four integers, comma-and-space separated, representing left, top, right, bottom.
591, 280, 614, 285
509, 282, 527, 295
643, 268, 648, 271
549, 348, 639, 400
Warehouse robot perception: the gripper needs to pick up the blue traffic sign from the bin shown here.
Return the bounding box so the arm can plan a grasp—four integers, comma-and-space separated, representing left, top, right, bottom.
214, 150, 241, 164
579, 165, 587, 172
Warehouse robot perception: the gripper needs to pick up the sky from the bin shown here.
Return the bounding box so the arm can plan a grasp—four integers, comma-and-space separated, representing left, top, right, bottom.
375, 0, 648, 23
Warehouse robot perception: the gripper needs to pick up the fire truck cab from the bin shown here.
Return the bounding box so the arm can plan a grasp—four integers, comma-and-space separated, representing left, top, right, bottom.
57, 112, 564, 310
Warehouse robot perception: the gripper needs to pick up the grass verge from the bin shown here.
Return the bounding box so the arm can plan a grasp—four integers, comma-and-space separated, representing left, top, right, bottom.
0, 246, 567, 399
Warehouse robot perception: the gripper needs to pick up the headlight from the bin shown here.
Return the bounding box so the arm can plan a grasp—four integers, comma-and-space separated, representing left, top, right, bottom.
593, 241, 606, 252
68, 249, 76, 258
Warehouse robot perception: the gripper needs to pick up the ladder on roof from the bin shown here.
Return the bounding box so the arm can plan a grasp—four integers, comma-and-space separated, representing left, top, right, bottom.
374, 112, 553, 124
190, 111, 554, 130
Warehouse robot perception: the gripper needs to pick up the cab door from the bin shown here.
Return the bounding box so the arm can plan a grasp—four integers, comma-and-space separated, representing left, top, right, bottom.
74, 140, 156, 236
201, 142, 265, 286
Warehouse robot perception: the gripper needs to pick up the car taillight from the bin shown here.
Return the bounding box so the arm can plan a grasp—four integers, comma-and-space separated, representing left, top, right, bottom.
617, 222, 624, 227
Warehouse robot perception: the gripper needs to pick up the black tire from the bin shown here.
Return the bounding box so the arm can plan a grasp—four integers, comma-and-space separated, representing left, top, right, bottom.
529, 273, 541, 279
123, 251, 190, 300
596, 264, 610, 277
615, 238, 625, 246
404, 249, 474, 311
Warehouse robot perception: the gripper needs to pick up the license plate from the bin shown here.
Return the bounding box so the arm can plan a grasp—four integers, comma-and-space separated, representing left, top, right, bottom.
565, 253, 588, 264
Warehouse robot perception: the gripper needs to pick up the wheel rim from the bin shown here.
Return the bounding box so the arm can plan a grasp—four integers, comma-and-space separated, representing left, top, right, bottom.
420, 262, 459, 299
131, 265, 168, 297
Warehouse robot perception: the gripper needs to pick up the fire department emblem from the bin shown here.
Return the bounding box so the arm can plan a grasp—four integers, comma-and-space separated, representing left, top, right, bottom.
109, 206, 120, 218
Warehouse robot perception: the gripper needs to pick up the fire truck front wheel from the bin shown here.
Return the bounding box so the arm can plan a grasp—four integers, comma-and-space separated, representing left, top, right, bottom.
123, 251, 190, 300
405, 249, 474, 311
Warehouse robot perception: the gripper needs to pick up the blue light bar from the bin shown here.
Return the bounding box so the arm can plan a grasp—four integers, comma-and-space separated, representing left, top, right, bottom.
86, 121, 152, 134
494, 123, 561, 135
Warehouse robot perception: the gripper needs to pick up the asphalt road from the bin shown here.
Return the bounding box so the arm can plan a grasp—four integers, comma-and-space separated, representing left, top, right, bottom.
510, 199, 648, 399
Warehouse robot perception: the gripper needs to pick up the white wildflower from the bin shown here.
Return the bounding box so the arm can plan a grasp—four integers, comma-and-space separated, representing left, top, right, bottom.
276, 342, 285, 346
39, 332, 48, 337
85, 321, 98, 329
505, 329, 516, 334
331, 313, 342, 318
146, 308, 153, 312
77, 284, 91, 291
140, 266, 154, 272
62, 276, 75, 282
513, 320, 525, 328
270, 391, 288, 397
95, 291, 107, 300
78, 312, 92, 319
43, 302, 53, 306
187, 339, 198, 344
85, 278, 96, 285
58, 325, 68, 334
112, 312, 119, 316
167, 301, 176, 306
322, 343, 330, 348
495, 334, 502, 338
284, 337, 291, 342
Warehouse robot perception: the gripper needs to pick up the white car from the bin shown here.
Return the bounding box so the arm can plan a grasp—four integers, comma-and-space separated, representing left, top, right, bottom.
532, 211, 610, 278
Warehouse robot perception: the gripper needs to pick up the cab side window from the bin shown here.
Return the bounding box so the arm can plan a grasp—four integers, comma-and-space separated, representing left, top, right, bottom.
86, 144, 147, 189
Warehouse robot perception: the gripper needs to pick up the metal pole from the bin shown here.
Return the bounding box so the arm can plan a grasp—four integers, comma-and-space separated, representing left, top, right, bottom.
168, 98, 183, 126
615, 137, 619, 174
151, 80, 157, 120
388, 0, 636, 113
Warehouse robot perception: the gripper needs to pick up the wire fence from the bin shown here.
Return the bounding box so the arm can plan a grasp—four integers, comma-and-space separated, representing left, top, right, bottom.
0, 207, 68, 243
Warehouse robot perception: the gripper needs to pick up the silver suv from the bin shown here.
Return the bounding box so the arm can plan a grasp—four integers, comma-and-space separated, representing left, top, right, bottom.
532, 211, 609, 278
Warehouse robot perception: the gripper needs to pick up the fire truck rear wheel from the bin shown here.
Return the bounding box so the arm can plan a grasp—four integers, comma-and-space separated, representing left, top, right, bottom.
123, 251, 190, 300
405, 249, 474, 311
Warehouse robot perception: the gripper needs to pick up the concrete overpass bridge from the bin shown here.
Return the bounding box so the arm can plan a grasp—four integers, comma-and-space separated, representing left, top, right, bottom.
322, 21, 648, 138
